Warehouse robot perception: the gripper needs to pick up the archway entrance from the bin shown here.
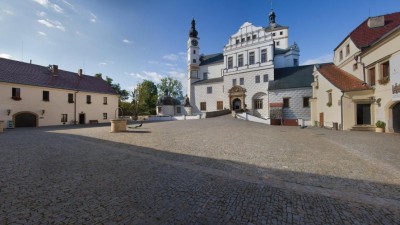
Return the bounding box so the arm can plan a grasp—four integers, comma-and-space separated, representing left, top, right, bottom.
14, 112, 37, 127
393, 103, 400, 133
228, 85, 246, 111
233, 98, 241, 110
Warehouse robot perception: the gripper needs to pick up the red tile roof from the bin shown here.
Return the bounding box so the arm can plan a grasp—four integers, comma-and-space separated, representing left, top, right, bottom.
0, 57, 118, 95
347, 12, 400, 49
317, 63, 371, 92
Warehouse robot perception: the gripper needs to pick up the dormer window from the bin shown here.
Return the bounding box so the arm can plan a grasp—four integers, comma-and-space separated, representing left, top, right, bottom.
193, 59, 197, 63
339, 50, 343, 61
346, 44, 350, 56
241, 38, 245, 42
236, 39, 240, 44
252, 34, 257, 39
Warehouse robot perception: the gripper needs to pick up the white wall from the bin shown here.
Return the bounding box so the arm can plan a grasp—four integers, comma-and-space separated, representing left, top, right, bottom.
269, 87, 312, 120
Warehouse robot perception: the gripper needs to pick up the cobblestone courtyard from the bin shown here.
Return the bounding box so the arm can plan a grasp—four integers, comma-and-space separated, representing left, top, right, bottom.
1, 115, 399, 224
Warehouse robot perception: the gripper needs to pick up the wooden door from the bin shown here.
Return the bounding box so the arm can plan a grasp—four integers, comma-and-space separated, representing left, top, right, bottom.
319, 112, 324, 128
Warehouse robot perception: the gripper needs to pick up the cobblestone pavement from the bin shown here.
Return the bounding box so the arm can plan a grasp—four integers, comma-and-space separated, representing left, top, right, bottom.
0, 115, 399, 224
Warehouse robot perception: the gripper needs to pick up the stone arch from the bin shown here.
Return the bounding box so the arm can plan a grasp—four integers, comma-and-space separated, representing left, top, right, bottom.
13, 111, 39, 127
228, 86, 246, 111
387, 101, 400, 133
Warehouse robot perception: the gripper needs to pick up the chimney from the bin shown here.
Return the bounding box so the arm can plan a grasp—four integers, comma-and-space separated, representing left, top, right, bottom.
52, 65, 59, 76
368, 16, 385, 28
78, 69, 83, 77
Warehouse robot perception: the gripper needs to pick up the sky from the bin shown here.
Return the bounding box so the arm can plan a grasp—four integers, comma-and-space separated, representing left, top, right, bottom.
0, 0, 399, 95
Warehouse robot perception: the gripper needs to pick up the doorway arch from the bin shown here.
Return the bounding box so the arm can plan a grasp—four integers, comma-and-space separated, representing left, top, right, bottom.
13, 112, 38, 127
233, 98, 241, 110
228, 85, 246, 110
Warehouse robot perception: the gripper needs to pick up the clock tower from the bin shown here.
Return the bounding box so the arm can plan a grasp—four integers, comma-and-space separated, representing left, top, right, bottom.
187, 18, 200, 104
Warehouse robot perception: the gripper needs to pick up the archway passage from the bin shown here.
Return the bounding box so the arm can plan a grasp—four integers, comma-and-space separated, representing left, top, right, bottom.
233, 98, 241, 110
14, 112, 37, 127
393, 103, 400, 133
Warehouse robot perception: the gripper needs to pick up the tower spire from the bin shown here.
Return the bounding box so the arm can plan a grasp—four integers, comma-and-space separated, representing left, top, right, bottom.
189, 17, 198, 38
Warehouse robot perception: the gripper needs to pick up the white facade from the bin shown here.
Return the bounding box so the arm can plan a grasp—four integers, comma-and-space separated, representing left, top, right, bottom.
187, 10, 303, 120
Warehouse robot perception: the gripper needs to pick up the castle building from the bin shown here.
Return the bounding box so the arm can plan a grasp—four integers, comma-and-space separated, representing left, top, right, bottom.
186, 9, 312, 123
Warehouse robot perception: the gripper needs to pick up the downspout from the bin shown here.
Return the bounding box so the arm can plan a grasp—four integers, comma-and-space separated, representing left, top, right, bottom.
341, 91, 344, 130
74, 91, 79, 125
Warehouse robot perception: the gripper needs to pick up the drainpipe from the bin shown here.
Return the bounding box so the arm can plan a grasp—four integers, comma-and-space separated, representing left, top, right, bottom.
74, 91, 79, 125
341, 91, 344, 130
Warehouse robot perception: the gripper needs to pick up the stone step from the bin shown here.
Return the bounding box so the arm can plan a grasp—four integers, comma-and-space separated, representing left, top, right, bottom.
351, 125, 376, 131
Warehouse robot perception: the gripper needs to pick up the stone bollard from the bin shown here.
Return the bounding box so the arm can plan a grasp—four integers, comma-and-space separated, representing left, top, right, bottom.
110, 119, 127, 133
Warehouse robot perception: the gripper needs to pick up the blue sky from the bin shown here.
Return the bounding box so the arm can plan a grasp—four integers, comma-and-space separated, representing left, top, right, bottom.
0, 0, 399, 95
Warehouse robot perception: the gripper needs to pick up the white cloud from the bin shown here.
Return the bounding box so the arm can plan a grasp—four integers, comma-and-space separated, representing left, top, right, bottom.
131, 71, 164, 83
98, 62, 107, 66
36, 11, 46, 17
3, 10, 14, 15
33, 0, 63, 13
302, 54, 333, 65
0, 53, 13, 59
90, 12, 97, 23
38, 31, 47, 36
123, 39, 132, 44
61, 0, 73, 8
148, 61, 159, 64
164, 63, 175, 67
38, 19, 65, 31
163, 53, 179, 61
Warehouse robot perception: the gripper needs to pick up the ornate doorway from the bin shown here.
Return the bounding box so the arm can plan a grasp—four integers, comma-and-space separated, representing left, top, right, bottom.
228, 86, 246, 110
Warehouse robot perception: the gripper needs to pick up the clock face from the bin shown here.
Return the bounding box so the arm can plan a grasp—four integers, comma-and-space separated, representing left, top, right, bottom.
191, 39, 198, 46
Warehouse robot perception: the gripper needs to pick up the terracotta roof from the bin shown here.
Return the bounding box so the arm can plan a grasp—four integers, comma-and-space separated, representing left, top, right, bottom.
336, 12, 400, 50
0, 57, 118, 95
317, 63, 371, 92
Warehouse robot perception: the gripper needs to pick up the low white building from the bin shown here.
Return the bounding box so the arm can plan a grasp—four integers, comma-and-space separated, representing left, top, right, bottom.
0, 58, 119, 128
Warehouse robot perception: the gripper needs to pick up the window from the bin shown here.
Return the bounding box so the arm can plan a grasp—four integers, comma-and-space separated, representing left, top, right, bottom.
249, 52, 255, 65
228, 56, 233, 69
193, 50, 196, 54
381, 61, 390, 80
200, 102, 206, 111
263, 74, 269, 82
86, 95, 91, 104
232, 79, 237, 86
61, 114, 68, 123
272, 33, 276, 37
303, 97, 310, 108
68, 93, 74, 103
293, 59, 299, 66
247, 36, 250, 41
103, 113, 107, 120
43, 91, 49, 101
346, 44, 350, 56
252, 34, 257, 39
236, 39, 240, 44
283, 98, 290, 108
203, 72, 208, 80
207, 86, 212, 94
327, 91, 332, 107
353, 63, 358, 71
158, 106, 162, 113
190, 70, 198, 78
217, 101, 223, 110
255, 75, 260, 83
241, 38, 245, 42
193, 59, 197, 63
177, 107, 181, 114
276, 41, 280, 46
368, 67, 376, 86
12, 87, 21, 100
280, 31, 283, 35
240, 77, 244, 85
339, 50, 343, 61
261, 49, 267, 63
254, 99, 263, 109
103, 97, 108, 105
238, 54, 243, 67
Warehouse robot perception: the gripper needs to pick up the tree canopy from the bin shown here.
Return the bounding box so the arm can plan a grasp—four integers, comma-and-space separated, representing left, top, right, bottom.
133, 80, 158, 115
156, 77, 183, 99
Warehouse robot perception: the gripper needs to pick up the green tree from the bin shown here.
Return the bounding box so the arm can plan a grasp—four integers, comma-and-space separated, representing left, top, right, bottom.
95, 73, 129, 101
156, 77, 183, 99
133, 80, 158, 115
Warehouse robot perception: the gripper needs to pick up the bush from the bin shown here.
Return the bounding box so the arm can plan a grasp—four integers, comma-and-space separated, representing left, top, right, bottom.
375, 120, 386, 128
